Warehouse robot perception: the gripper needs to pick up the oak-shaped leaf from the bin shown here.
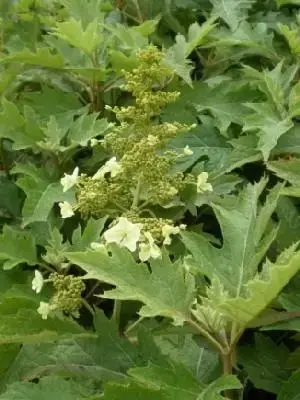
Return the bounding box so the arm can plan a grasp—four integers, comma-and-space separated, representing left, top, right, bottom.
13, 164, 74, 227
0, 225, 37, 270
181, 178, 282, 297
218, 244, 300, 327
103, 365, 241, 400
209, 0, 255, 31
0, 376, 92, 400
67, 248, 195, 326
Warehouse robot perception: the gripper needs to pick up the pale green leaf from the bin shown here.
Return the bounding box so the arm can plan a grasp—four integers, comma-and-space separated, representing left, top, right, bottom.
0, 294, 86, 344
163, 35, 193, 86
276, 0, 300, 6
243, 102, 293, 161
243, 62, 288, 116
1, 311, 150, 385
67, 248, 195, 325
1, 48, 65, 68
267, 158, 300, 185
13, 164, 74, 227
289, 81, 300, 117
128, 365, 241, 400
132, 19, 160, 37
60, 0, 106, 27
67, 112, 111, 147
106, 23, 149, 50
211, 21, 278, 62
169, 127, 260, 177
165, 81, 254, 135
52, 18, 102, 55
218, 245, 300, 327
185, 18, 218, 56
0, 99, 44, 150
181, 178, 280, 296
69, 217, 108, 252
20, 87, 82, 120
110, 50, 139, 74
275, 125, 300, 155
0, 376, 92, 400
279, 23, 300, 57
154, 335, 220, 383
0, 225, 37, 270
209, 0, 255, 31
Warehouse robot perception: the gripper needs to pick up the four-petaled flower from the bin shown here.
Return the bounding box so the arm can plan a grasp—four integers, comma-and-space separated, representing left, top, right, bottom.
59, 201, 74, 218
104, 217, 141, 252
32, 270, 44, 294
162, 224, 181, 245
196, 172, 213, 194
93, 157, 123, 180
184, 145, 193, 156
60, 167, 79, 192
37, 301, 55, 320
139, 232, 161, 262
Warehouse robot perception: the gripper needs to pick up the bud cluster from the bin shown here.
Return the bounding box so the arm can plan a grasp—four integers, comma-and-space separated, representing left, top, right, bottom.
50, 272, 85, 315
75, 46, 196, 218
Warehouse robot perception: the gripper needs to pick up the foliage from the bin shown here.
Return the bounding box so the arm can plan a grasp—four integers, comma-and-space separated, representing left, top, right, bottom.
0, 0, 300, 399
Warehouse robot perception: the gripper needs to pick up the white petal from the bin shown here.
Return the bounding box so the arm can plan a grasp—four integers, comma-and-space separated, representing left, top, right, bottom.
139, 243, 151, 261
60, 167, 79, 192
103, 217, 141, 252
162, 224, 180, 246
90, 138, 99, 147
139, 232, 161, 261
59, 202, 74, 218
196, 172, 212, 193
32, 270, 44, 294
37, 301, 51, 320
92, 166, 106, 180
183, 145, 193, 156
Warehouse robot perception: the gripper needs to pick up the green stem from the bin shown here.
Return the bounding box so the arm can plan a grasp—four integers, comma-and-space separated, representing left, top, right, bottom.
112, 300, 122, 327
221, 350, 235, 400
38, 262, 56, 273
134, 0, 143, 23
187, 318, 225, 355
90, 51, 102, 112
125, 316, 145, 336
131, 179, 142, 208
81, 298, 95, 316
121, 10, 142, 24
85, 282, 101, 299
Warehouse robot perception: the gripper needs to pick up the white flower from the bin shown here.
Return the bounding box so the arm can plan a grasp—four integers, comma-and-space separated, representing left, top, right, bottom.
90, 138, 99, 147
59, 201, 74, 218
32, 270, 44, 294
104, 217, 142, 252
139, 232, 161, 262
60, 167, 79, 192
37, 301, 54, 320
183, 145, 193, 156
196, 172, 213, 194
92, 157, 123, 180
162, 224, 181, 245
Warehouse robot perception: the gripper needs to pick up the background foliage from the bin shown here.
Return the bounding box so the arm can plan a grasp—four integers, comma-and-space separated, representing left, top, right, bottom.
1, 0, 300, 399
